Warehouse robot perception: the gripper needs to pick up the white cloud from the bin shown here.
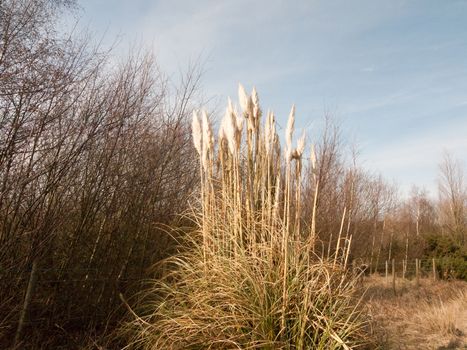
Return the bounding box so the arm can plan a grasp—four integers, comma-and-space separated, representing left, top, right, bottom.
75, 0, 467, 196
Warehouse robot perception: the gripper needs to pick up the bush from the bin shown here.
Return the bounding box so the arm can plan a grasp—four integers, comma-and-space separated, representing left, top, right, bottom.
122, 85, 369, 349
124, 238, 366, 349
424, 234, 467, 281
436, 257, 467, 281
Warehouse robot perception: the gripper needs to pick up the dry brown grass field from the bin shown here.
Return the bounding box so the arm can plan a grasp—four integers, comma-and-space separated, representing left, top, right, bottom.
364, 275, 467, 350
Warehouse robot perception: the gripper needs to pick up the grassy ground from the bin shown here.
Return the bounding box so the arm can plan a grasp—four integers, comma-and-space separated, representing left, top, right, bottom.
364, 275, 467, 350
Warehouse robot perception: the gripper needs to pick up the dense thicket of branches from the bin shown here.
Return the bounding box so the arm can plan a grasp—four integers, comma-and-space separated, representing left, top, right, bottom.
0, 0, 200, 347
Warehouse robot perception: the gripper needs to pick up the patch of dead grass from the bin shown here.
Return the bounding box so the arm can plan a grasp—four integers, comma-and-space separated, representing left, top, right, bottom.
364, 275, 467, 349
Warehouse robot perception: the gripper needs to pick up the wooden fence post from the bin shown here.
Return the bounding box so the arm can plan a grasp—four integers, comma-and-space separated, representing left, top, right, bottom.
402, 259, 406, 280
385, 260, 388, 285
392, 259, 396, 295
415, 258, 420, 287
432, 258, 436, 281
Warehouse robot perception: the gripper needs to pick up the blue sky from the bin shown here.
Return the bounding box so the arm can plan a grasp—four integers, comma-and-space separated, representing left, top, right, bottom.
75, 0, 467, 195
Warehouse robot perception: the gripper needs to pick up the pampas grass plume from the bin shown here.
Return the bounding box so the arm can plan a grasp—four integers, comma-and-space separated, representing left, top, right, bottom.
285, 104, 295, 159
222, 101, 237, 155
297, 131, 306, 157
218, 121, 226, 144
252, 86, 261, 120
230, 98, 243, 134
238, 83, 251, 116
201, 110, 212, 171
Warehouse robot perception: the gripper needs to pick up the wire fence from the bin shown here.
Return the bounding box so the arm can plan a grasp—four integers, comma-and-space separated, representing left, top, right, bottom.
347, 257, 463, 299
370, 258, 439, 280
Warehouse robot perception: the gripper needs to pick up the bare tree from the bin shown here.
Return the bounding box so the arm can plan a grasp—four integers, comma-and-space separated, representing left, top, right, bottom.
438, 152, 466, 244
0, 1, 201, 347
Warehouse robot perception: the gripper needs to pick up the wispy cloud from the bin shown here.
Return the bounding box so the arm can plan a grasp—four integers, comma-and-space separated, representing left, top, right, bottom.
76, 0, 467, 194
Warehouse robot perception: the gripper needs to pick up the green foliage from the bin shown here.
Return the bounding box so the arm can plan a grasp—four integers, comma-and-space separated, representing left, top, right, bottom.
424, 234, 463, 256
423, 234, 467, 281
436, 257, 467, 281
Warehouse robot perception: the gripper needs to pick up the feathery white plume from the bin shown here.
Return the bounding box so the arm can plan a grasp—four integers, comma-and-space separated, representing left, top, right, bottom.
222, 101, 237, 155
290, 130, 306, 160
228, 97, 234, 113
285, 104, 295, 158
264, 110, 275, 155
228, 97, 243, 133
218, 121, 226, 143
274, 133, 281, 156
238, 83, 249, 112
252, 86, 260, 119
191, 111, 202, 156
251, 87, 259, 107
271, 112, 276, 141
201, 110, 212, 171
233, 109, 243, 151
296, 131, 306, 157
238, 83, 252, 118
235, 107, 243, 133
201, 110, 212, 148
251, 87, 261, 133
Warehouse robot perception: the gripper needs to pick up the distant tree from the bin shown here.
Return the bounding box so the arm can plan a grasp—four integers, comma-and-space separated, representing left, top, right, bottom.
438, 152, 466, 245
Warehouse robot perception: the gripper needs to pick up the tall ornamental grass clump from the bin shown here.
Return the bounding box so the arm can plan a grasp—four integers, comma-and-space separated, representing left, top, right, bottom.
123, 85, 368, 349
